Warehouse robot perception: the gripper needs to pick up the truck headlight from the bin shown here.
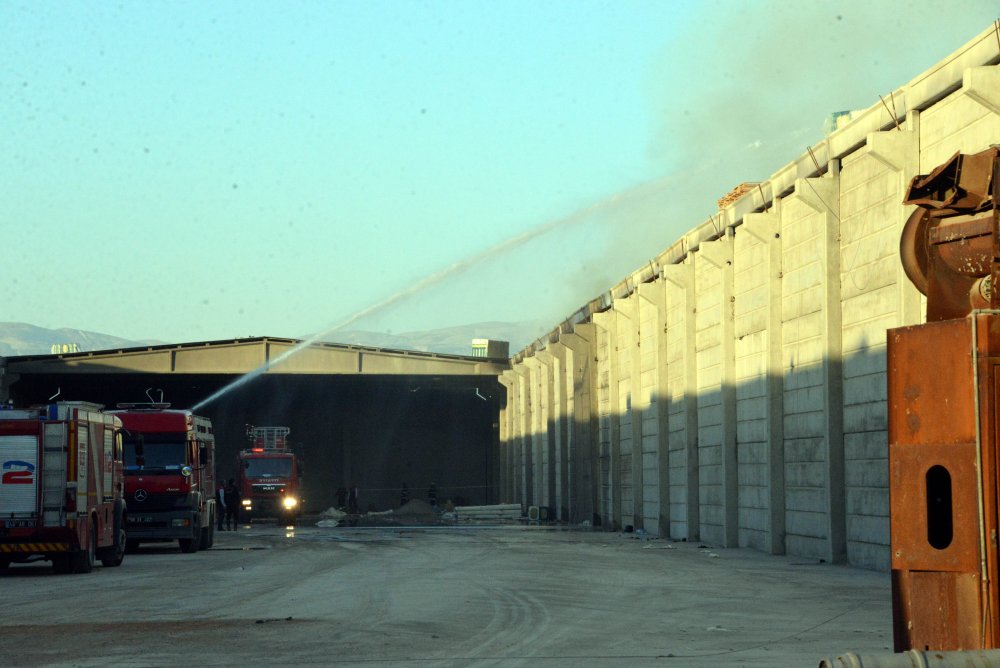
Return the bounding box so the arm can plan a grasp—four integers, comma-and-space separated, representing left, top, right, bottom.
282, 496, 298, 509
242, 499, 252, 507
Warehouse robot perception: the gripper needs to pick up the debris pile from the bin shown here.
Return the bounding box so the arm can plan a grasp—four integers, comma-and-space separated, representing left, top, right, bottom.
716, 182, 758, 210
453, 504, 522, 524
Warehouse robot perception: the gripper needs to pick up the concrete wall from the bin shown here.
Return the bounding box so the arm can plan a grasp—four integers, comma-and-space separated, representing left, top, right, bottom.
498, 26, 1000, 570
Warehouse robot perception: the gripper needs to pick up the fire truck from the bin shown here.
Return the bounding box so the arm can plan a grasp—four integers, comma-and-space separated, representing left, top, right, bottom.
108, 403, 216, 553
0, 402, 127, 574
237, 426, 302, 523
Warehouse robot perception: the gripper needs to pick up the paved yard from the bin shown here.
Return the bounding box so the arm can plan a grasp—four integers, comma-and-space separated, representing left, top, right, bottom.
0, 523, 892, 667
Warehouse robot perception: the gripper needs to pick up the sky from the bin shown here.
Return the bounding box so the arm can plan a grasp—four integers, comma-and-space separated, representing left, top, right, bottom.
2, 1, 998, 345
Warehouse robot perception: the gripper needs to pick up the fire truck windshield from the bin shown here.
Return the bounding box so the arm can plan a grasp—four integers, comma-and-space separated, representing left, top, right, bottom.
124, 435, 188, 472
244, 457, 293, 478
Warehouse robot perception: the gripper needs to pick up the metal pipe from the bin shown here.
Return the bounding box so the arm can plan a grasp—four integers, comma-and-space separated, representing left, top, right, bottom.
971, 310, 996, 645
819, 649, 1000, 667
972, 312, 987, 644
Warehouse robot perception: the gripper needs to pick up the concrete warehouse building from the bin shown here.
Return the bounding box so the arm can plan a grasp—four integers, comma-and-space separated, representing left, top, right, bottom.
495, 24, 1000, 571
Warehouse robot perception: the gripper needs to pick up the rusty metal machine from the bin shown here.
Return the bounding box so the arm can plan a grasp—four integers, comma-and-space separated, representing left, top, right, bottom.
889, 146, 1000, 651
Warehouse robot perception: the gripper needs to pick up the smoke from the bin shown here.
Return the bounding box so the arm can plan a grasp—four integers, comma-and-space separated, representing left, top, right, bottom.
648, 1, 999, 202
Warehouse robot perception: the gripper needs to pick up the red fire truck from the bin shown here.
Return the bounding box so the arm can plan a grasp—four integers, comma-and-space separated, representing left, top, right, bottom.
0, 402, 127, 574
108, 403, 216, 553
237, 426, 302, 524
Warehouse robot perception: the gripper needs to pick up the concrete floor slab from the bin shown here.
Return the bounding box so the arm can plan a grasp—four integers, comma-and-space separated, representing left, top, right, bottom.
0, 524, 892, 666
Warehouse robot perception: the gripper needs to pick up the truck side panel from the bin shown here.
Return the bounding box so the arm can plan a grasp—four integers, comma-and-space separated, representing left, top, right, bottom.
0, 434, 39, 515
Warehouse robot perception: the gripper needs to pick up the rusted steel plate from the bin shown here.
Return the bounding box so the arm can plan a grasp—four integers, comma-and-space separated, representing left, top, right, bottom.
887, 319, 975, 446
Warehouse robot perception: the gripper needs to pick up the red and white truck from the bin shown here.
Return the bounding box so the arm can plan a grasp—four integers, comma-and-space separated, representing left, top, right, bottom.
237, 426, 302, 523
108, 403, 216, 553
0, 401, 127, 574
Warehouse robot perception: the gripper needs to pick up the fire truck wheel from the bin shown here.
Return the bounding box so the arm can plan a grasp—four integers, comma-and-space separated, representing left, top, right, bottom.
203, 522, 215, 549
199, 524, 215, 550
179, 527, 201, 554
100, 527, 126, 568
72, 527, 96, 574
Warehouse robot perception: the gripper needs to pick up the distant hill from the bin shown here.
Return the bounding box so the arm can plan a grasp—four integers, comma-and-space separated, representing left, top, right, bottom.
0, 322, 164, 357
0, 320, 547, 358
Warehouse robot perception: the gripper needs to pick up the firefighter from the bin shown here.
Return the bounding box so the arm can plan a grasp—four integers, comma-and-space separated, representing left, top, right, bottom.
347, 483, 359, 513
216, 483, 227, 531
224, 478, 241, 530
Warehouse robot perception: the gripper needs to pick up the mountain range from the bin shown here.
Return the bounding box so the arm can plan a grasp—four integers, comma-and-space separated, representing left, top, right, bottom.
0, 321, 548, 358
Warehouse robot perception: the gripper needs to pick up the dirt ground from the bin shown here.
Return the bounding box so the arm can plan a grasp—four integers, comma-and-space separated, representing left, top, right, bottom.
0, 520, 892, 667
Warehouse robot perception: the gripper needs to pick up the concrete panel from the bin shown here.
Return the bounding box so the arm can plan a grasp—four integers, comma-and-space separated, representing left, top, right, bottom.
496, 34, 996, 570
921, 68, 1000, 170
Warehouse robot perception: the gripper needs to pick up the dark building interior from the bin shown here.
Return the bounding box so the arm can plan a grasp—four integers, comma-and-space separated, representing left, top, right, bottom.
8, 371, 503, 513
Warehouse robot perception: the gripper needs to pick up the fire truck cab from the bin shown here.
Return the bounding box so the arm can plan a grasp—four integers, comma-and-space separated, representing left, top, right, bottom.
0, 402, 127, 574
108, 404, 216, 553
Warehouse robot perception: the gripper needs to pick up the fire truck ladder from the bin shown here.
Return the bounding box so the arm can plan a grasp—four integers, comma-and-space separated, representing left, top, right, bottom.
252, 426, 291, 450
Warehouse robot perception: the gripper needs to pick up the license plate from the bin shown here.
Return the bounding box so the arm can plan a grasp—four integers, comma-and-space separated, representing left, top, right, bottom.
131, 516, 154, 524
4, 520, 32, 528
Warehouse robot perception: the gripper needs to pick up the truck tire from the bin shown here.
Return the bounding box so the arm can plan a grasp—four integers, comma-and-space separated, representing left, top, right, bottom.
178, 526, 201, 553
71, 527, 96, 574
202, 521, 215, 549
100, 526, 126, 568
199, 514, 215, 550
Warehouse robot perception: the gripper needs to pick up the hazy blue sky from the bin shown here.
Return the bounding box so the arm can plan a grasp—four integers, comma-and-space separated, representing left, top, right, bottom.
3, 1, 997, 343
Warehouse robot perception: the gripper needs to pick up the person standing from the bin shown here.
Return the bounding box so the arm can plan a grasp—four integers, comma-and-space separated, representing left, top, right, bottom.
216, 482, 227, 531
347, 483, 359, 514
224, 478, 241, 530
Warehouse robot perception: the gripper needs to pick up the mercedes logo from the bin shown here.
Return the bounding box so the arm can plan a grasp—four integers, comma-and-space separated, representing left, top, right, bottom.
134, 489, 149, 502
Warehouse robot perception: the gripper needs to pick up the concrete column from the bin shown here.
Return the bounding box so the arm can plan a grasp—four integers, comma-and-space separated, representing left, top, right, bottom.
523, 355, 550, 510
513, 363, 533, 508
498, 372, 515, 504
742, 207, 786, 555
613, 296, 643, 531
662, 263, 699, 540
794, 167, 846, 564
698, 236, 738, 547
560, 324, 596, 525
535, 350, 560, 515
592, 309, 620, 530
638, 280, 670, 537
864, 119, 922, 327
545, 343, 573, 521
